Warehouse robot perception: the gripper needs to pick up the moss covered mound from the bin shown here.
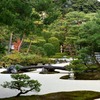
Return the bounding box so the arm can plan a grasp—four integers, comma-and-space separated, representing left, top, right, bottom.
75, 72, 100, 80
1, 91, 100, 100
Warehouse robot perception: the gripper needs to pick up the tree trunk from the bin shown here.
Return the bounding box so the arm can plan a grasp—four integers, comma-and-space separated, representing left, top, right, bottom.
16, 89, 32, 97
16, 92, 22, 97
92, 52, 100, 67
26, 39, 32, 54
18, 34, 25, 52
8, 33, 13, 54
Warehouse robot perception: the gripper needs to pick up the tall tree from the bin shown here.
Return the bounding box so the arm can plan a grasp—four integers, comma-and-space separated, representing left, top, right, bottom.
0, 0, 39, 52
53, 0, 100, 14
76, 11, 100, 67
33, 0, 61, 25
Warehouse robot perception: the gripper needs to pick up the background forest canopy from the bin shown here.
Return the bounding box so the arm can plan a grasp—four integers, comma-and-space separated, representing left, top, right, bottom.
0, 0, 100, 67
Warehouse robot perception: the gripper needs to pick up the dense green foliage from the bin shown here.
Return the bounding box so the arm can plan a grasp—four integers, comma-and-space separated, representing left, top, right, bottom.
0, 1, 100, 99
43, 43, 55, 57
0, 0, 35, 33
76, 11, 100, 67
48, 37, 60, 52
0, 52, 50, 66
0, 0, 100, 68
53, 0, 100, 13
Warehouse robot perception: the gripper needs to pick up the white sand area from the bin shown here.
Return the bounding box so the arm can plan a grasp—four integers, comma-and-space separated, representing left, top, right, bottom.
0, 63, 100, 99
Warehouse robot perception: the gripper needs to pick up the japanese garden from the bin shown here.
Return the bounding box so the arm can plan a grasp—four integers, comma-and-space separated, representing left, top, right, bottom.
0, 0, 100, 100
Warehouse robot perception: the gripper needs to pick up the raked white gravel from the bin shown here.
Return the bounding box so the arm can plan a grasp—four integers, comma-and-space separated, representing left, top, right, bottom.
0, 63, 100, 99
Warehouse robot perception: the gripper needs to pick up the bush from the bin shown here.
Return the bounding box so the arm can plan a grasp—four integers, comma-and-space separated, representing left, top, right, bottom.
43, 43, 56, 57
19, 54, 50, 65
67, 59, 87, 74
48, 37, 60, 52
52, 53, 67, 58
1, 51, 22, 65
31, 46, 46, 56
1, 52, 50, 66
35, 39, 46, 47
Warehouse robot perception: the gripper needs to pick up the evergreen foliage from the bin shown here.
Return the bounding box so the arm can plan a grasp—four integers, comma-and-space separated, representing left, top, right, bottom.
44, 43, 56, 57
1, 74, 41, 97
0, 0, 100, 68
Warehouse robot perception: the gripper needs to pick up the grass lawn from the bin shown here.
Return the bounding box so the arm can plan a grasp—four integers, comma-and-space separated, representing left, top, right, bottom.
1, 91, 100, 100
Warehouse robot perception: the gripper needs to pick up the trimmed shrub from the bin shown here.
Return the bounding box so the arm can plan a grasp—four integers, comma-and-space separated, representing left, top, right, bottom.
43, 43, 55, 57
31, 46, 46, 56
66, 60, 87, 73
1, 52, 50, 66
52, 53, 67, 58
48, 37, 60, 52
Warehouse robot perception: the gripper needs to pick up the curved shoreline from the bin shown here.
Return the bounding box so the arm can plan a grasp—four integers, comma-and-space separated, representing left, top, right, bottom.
0, 63, 100, 98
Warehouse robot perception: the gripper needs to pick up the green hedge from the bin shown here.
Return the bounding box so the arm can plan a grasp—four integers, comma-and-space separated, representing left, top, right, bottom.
52, 53, 67, 58
1, 52, 50, 66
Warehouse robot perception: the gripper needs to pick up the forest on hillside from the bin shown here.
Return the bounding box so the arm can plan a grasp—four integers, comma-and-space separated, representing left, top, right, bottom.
0, 0, 100, 69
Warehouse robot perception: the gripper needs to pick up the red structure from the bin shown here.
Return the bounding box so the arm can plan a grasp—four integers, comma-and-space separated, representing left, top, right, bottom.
13, 39, 21, 51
